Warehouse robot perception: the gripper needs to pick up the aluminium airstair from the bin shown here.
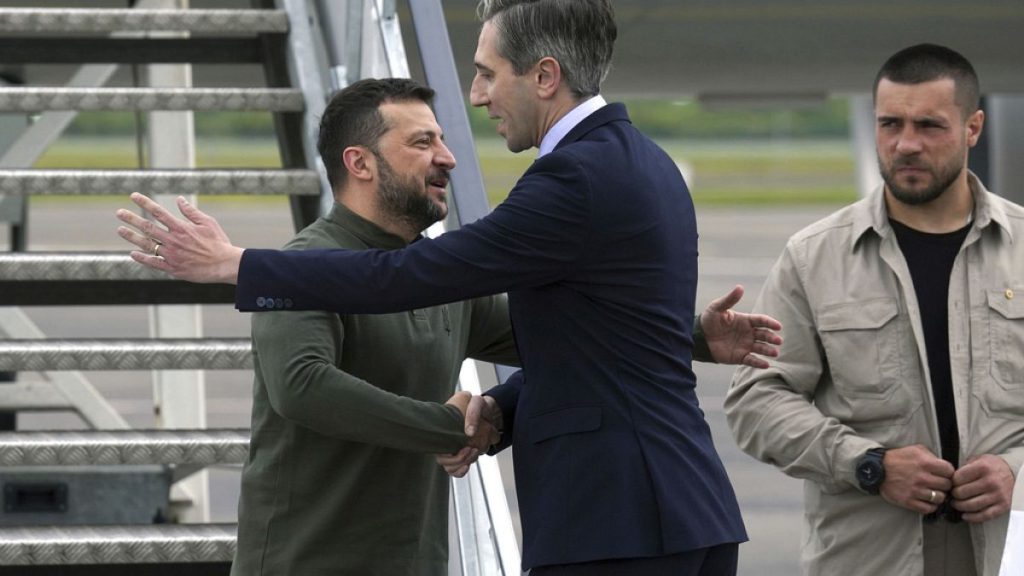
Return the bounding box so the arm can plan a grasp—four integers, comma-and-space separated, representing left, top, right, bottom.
0, 1, 519, 575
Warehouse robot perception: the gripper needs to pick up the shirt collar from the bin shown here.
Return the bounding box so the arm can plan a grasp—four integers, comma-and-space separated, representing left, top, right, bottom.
851, 171, 1011, 249
968, 172, 1014, 242
326, 202, 412, 250
537, 95, 607, 158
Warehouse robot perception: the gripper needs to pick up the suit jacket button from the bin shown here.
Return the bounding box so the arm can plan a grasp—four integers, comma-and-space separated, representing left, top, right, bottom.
274, 298, 284, 309
256, 296, 266, 308
284, 298, 293, 309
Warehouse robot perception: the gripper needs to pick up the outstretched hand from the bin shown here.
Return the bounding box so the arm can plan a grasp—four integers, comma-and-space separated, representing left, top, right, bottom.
700, 285, 783, 369
116, 193, 244, 284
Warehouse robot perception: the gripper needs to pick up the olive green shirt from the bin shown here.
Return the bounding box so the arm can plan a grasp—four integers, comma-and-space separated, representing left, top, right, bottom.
231, 203, 519, 576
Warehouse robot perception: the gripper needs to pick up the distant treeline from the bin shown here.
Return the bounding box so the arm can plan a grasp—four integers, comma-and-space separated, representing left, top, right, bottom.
65, 111, 276, 138
469, 97, 851, 139
65, 98, 850, 140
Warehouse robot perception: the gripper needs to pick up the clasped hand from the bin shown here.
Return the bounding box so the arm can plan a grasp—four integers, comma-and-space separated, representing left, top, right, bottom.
879, 444, 1015, 523
440, 392, 503, 478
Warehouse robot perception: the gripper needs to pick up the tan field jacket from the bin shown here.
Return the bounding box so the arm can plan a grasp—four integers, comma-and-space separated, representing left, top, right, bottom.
727, 174, 1024, 576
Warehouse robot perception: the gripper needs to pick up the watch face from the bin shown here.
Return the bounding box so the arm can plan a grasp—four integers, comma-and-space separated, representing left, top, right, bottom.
857, 455, 884, 491
859, 462, 880, 482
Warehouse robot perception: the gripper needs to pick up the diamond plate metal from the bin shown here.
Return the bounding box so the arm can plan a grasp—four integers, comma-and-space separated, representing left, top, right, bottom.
0, 339, 253, 371
0, 523, 237, 565
0, 430, 249, 467
0, 253, 170, 281
0, 8, 288, 34
0, 88, 304, 112
0, 169, 319, 196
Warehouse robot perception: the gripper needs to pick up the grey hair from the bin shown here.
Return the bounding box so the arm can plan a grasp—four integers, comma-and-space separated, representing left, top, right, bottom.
476, 0, 616, 99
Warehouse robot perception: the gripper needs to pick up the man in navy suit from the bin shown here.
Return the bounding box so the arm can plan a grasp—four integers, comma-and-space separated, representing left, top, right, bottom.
116, 1, 775, 573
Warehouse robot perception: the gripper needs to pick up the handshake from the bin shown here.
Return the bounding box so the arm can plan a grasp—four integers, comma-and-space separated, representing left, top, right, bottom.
439, 391, 503, 477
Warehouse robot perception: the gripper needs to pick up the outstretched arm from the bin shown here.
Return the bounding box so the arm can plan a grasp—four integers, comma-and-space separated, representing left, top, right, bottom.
698, 285, 783, 368
119, 158, 592, 314
254, 306, 476, 454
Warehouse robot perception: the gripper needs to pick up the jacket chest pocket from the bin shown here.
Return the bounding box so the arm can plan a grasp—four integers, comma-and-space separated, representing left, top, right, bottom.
986, 289, 1024, 390
529, 406, 603, 444
818, 298, 906, 400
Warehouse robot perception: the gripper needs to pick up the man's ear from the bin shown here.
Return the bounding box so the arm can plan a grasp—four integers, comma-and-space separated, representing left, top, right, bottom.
535, 56, 562, 99
966, 109, 985, 148
342, 146, 375, 182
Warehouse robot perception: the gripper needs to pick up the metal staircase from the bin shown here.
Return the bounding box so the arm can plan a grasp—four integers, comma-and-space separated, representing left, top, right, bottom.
0, 1, 520, 575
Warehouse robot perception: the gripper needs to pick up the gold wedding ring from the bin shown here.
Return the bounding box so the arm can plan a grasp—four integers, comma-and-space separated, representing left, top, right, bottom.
153, 242, 161, 257
928, 490, 937, 504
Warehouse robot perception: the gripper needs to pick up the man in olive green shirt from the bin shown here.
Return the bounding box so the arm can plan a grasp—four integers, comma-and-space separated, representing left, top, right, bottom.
228, 78, 781, 575
231, 78, 515, 576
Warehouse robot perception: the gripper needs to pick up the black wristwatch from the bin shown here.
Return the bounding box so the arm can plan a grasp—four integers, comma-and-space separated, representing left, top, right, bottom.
855, 448, 888, 494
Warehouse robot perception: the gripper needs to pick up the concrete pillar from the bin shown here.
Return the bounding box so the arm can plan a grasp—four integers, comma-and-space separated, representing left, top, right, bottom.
987, 95, 1024, 202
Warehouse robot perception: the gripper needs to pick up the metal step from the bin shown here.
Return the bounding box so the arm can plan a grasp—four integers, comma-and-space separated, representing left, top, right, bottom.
0, 169, 319, 196
1, 253, 235, 305
4, 287, 235, 308
0, 523, 236, 565
0, 339, 252, 372
0, 37, 266, 64
0, 429, 249, 467
1, 253, 180, 282
0, 87, 304, 112
0, 8, 287, 34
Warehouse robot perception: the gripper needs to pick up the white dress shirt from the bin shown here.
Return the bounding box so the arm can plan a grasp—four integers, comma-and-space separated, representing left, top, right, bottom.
537, 95, 607, 158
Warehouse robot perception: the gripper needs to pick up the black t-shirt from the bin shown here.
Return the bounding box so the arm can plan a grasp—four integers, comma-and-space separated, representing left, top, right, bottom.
889, 218, 971, 467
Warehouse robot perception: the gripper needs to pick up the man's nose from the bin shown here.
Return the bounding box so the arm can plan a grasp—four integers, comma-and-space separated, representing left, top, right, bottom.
895, 126, 923, 154
469, 76, 487, 107
436, 141, 456, 170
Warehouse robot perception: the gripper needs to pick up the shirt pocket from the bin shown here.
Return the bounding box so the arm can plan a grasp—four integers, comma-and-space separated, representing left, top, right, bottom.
817, 298, 905, 400
986, 289, 1024, 390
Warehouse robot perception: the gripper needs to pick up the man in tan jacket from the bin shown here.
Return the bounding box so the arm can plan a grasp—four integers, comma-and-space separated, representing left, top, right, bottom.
727, 44, 1024, 576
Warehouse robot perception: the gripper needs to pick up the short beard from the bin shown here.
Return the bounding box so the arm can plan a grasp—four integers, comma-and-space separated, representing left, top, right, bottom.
375, 153, 447, 234
879, 154, 963, 206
